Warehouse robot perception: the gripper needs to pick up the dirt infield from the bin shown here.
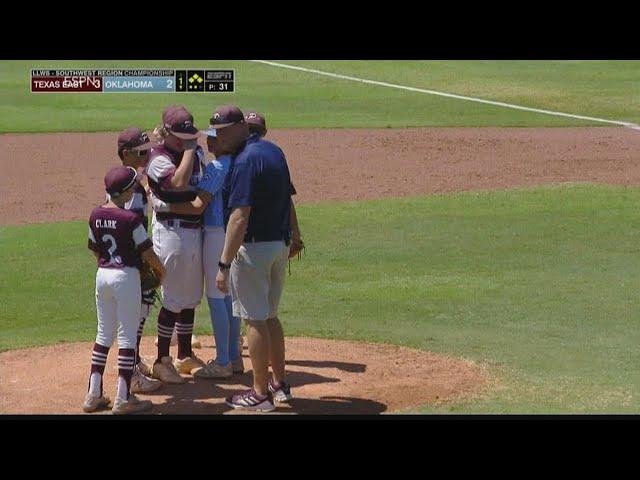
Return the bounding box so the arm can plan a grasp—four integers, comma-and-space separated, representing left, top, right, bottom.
2, 126, 638, 414
0, 337, 487, 414
2, 127, 640, 226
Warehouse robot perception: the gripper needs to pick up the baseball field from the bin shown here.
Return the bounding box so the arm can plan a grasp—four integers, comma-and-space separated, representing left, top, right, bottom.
2, 60, 640, 414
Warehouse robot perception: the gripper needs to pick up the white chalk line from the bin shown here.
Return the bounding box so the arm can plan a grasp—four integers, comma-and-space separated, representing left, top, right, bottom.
249, 60, 639, 130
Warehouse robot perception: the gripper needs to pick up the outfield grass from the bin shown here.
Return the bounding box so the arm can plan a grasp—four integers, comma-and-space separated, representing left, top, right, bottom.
281, 60, 640, 125
1, 60, 638, 132
2, 184, 640, 413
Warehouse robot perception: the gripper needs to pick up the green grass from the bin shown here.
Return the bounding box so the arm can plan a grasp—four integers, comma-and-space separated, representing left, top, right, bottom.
3, 184, 640, 412
281, 60, 640, 125
1, 60, 638, 132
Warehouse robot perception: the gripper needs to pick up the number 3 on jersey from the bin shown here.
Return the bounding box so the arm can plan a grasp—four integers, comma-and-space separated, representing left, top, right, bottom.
102, 234, 123, 266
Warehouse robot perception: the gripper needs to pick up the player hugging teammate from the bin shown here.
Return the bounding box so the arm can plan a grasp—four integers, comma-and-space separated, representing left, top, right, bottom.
84, 106, 301, 414
146, 105, 208, 384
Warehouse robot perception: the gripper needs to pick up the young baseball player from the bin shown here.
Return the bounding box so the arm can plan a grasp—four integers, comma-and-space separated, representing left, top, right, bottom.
147, 105, 207, 383
116, 127, 162, 393
245, 111, 267, 139
150, 126, 242, 378
84, 166, 165, 415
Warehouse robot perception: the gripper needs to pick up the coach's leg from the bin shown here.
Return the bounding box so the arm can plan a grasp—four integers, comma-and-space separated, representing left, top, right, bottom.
266, 243, 290, 385
246, 319, 271, 396
228, 244, 272, 403
266, 317, 286, 385
227, 295, 242, 363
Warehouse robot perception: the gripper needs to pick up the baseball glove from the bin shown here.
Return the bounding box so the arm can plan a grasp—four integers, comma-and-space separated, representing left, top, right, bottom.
288, 237, 306, 259
140, 261, 161, 295
288, 238, 306, 276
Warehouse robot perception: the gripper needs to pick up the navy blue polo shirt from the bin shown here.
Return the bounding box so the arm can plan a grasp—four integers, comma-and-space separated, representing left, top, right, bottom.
223, 138, 296, 243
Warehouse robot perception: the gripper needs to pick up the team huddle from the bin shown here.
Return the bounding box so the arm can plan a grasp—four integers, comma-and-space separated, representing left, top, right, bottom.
84, 105, 303, 414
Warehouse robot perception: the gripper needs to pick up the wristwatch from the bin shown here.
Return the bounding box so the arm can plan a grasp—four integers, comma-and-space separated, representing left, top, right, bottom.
218, 261, 231, 271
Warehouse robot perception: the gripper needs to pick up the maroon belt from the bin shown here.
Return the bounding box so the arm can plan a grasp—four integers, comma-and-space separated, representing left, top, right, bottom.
162, 219, 201, 230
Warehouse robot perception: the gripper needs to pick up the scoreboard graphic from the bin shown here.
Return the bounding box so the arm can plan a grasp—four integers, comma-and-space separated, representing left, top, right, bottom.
31, 69, 235, 93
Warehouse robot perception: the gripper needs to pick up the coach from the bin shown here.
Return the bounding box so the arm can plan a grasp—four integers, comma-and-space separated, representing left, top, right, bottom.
210, 105, 301, 412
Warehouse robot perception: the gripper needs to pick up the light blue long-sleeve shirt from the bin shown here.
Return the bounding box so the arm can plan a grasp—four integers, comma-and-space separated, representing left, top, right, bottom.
197, 155, 231, 228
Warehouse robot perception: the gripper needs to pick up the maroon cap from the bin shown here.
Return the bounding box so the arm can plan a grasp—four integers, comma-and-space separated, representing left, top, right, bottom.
245, 111, 266, 134
104, 166, 139, 197
163, 105, 199, 139
117, 127, 157, 154
209, 105, 245, 129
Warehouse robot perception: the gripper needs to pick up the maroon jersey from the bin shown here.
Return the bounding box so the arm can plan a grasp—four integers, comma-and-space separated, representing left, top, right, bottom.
146, 144, 206, 223
88, 206, 152, 269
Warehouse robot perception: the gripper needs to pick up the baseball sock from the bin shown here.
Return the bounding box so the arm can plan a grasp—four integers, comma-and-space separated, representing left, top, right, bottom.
176, 308, 195, 360
225, 295, 241, 362
88, 343, 109, 397
116, 348, 136, 401
157, 307, 178, 362
136, 316, 146, 364
208, 297, 230, 365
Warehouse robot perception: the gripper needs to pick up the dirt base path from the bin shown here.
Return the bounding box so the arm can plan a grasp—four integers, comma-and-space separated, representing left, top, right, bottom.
2, 127, 639, 226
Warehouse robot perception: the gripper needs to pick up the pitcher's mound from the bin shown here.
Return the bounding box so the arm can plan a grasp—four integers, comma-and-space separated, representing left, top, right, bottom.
0, 337, 488, 414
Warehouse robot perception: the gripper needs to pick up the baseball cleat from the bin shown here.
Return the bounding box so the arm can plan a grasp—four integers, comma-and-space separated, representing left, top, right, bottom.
112, 394, 153, 415
194, 360, 233, 379
131, 368, 162, 394
225, 389, 276, 412
137, 359, 153, 377
174, 353, 206, 375
152, 356, 186, 384
268, 380, 293, 403
82, 393, 111, 413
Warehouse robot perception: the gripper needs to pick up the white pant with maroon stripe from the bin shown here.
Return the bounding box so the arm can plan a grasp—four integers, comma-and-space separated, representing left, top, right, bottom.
151, 219, 203, 313
95, 267, 141, 350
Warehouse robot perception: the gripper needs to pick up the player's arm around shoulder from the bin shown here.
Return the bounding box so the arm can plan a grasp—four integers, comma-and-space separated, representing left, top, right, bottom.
194, 157, 230, 204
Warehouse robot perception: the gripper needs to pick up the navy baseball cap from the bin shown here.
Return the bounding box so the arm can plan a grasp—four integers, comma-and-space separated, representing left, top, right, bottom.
117, 127, 157, 155
105, 166, 139, 197
162, 105, 200, 139
209, 105, 245, 129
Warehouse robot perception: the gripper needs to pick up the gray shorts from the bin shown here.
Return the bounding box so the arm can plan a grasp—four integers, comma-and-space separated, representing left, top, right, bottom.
230, 241, 290, 321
